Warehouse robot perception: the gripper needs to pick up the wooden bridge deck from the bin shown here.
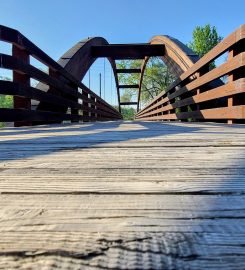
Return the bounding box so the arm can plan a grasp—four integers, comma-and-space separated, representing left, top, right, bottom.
0, 121, 245, 269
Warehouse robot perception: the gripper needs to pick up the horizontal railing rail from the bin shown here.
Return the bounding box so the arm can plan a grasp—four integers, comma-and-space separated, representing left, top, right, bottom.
0, 25, 122, 126
136, 25, 245, 124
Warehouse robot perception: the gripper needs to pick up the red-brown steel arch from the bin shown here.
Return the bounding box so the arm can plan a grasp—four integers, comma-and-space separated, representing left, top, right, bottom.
137, 35, 199, 111
37, 37, 121, 114
37, 34, 198, 115
58, 37, 121, 112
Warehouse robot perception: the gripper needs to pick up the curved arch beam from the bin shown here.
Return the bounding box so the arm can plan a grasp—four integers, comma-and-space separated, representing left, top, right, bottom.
37, 37, 120, 113
57, 37, 121, 112
137, 35, 199, 111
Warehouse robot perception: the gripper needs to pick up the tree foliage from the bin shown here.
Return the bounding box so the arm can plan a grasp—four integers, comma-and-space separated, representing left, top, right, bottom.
121, 107, 136, 120
0, 76, 13, 127
114, 106, 136, 120
188, 24, 222, 57
117, 57, 175, 108
0, 76, 13, 109
0, 95, 13, 108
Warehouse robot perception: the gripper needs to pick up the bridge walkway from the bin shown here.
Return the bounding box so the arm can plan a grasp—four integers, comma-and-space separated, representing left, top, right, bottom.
0, 121, 245, 269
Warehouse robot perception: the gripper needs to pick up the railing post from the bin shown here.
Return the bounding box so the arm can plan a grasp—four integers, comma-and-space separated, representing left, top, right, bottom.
193, 65, 209, 122
227, 50, 234, 124
91, 96, 96, 119
71, 86, 79, 123
98, 101, 103, 120
12, 45, 31, 127
167, 99, 171, 122
83, 92, 89, 122
196, 73, 201, 113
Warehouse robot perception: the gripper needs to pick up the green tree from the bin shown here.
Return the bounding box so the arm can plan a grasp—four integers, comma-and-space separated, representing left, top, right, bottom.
0, 76, 13, 108
188, 24, 222, 57
0, 76, 13, 127
114, 106, 136, 120
117, 57, 175, 108
0, 95, 13, 108
121, 107, 136, 120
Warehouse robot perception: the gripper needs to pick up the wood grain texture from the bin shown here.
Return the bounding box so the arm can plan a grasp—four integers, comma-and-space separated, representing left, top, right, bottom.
0, 121, 244, 269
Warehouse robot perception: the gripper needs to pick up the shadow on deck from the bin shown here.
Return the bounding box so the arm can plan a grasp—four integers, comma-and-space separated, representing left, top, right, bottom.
0, 121, 245, 269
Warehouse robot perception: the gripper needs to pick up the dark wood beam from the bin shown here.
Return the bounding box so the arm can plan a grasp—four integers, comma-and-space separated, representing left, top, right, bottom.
119, 85, 139, 89
116, 69, 141, 73
92, 44, 165, 59
120, 102, 138, 106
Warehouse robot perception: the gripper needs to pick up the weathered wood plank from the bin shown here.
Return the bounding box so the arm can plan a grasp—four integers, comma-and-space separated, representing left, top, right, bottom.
0, 232, 245, 269
1, 179, 245, 194
0, 121, 244, 269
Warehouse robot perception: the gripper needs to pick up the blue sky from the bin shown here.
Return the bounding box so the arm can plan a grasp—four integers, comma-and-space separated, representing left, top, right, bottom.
0, 0, 244, 105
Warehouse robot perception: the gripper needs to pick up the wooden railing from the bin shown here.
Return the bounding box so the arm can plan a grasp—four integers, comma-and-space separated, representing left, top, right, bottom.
136, 25, 245, 124
0, 25, 122, 126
